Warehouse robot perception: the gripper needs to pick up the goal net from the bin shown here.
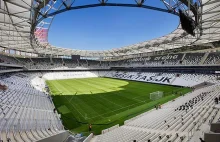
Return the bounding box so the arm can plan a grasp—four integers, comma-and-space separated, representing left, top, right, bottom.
150, 91, 163, 100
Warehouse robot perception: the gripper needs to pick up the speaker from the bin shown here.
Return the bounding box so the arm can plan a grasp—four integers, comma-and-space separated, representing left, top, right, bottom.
179, 9, 196, 36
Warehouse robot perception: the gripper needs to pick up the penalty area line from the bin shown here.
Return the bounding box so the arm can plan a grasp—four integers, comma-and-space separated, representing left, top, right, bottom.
86, 99, 148, 120
55, 86, 86, 119
69, 92, 77, 102
63, 96, 86, 119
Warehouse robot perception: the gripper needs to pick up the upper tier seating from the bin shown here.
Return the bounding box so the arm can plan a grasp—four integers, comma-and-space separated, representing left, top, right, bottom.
182, 53, 205, 65
17, 58, 34, 69
0, 55, 20, 65
1, 52, 220, 69
121, 54, 183, 67
145, 54, 184, 66
116, 52, 213, 67
204, 52, 220, 65
31, 58, 52, 69
17, 57, 110, 69
51, 58, 64, 69
62, 59, 78, 68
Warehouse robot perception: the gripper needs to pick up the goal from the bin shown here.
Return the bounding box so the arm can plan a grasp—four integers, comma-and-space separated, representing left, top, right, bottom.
150, 91, 164, 100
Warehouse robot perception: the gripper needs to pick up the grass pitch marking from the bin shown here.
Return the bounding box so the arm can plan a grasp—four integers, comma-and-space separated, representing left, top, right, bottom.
54, 84, 86, 119
47, 78, 188, 121
69, 92, 77, 102
52, 79, 150, 120
86, 97, 149, 120
98, 95, 123, 107
90, 88, 123, 108
63, 95, 87, 119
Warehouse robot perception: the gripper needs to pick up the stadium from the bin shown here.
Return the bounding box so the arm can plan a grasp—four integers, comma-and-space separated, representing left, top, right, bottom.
0, 0, 220, 142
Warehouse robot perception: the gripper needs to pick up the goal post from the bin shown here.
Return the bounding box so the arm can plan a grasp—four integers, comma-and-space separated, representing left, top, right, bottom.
150, 91, 164, 100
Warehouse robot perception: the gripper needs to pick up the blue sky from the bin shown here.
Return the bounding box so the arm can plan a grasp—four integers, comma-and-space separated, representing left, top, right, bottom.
48, 1, 179, 50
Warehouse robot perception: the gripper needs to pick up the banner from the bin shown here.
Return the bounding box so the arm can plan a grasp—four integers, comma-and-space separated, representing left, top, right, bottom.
112, 73, 175, 84
34, 28, 48, 43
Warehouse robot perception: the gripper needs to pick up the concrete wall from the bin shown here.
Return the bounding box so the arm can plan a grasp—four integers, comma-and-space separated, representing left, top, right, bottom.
83, 133, 93, 142
204, 132, 220, 142
210, 123, 220, 133
37, 131, 69, 142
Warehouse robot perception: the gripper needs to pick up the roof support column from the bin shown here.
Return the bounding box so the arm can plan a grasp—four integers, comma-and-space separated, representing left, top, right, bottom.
98, 0, 108, 5
134, 0, 146, 6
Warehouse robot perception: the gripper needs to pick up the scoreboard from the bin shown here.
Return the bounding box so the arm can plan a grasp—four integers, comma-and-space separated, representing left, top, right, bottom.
71, 55, 80, 60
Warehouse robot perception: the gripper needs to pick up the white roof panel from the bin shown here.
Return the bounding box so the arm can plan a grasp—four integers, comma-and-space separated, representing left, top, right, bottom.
0, 0, 219, 57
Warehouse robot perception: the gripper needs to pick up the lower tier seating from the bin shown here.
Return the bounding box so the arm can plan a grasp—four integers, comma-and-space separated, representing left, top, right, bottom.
105, 71, 220, 87
95, 84, 220, 142
0, 73, 64, 142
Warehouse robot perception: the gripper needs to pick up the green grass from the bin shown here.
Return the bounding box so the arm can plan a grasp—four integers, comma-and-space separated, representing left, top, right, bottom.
46, 77, 191, 135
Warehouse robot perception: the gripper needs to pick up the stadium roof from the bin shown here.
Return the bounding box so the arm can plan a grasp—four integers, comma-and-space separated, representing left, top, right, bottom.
0, 0, 220, 57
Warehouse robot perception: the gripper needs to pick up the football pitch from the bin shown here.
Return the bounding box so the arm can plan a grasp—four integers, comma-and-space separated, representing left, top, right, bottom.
46, 77, 191, 134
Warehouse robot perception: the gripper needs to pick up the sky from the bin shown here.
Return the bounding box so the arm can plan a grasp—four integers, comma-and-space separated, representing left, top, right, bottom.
48, 0, 179, 50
